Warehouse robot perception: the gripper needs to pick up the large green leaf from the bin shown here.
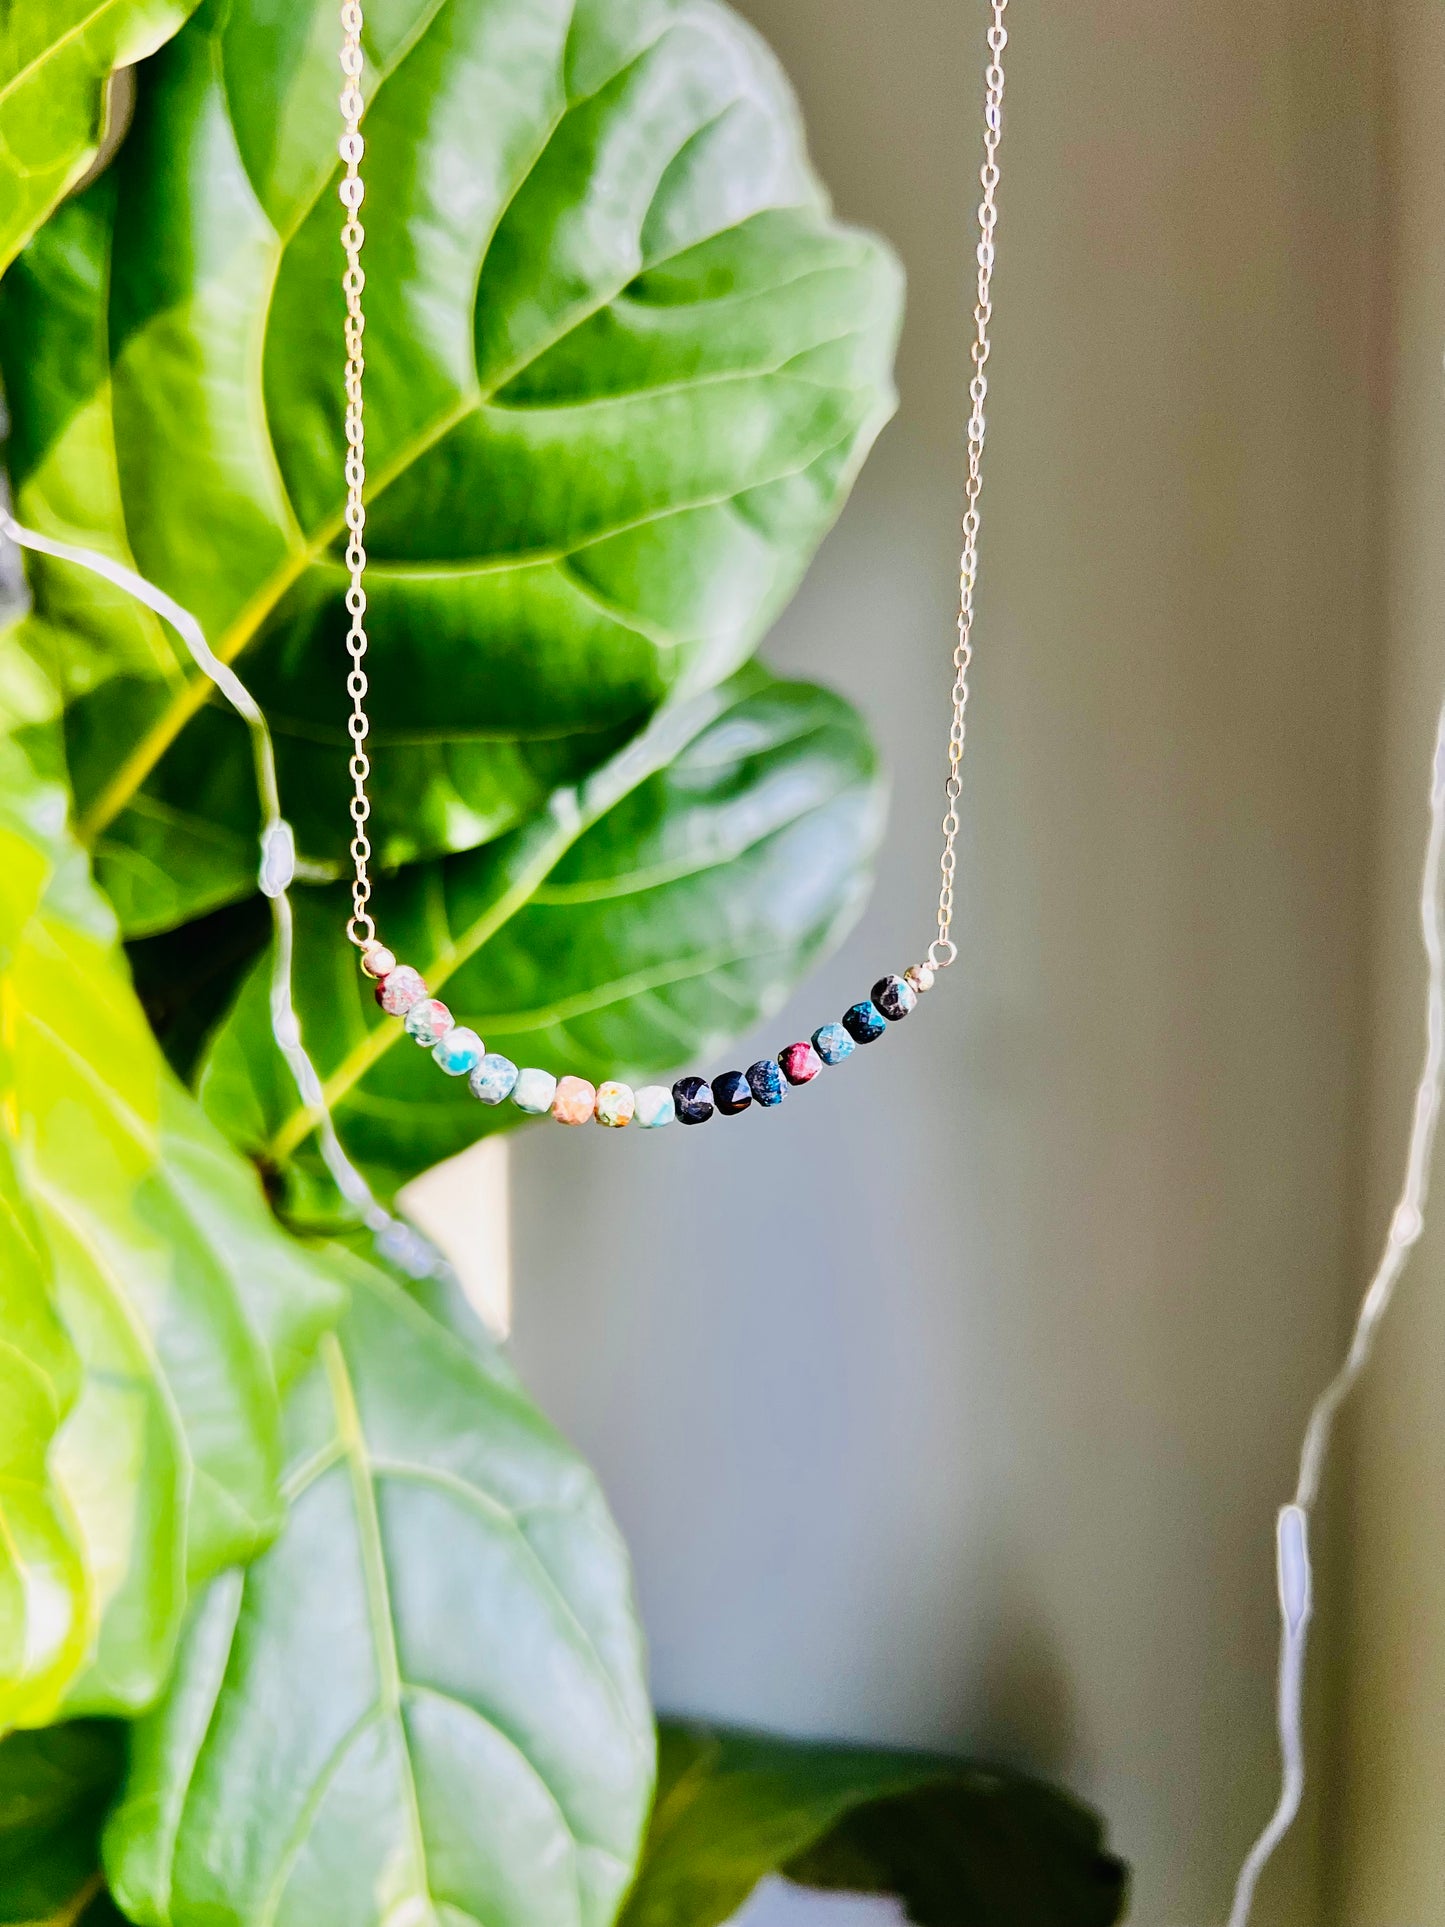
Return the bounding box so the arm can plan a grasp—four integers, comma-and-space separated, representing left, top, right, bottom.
191, 666, 881, 1217
0, 1723, 123, 1923
0, 672, 343, 1720
105, 1255, 655, 1927
620, 1724, 1129, 1927
0, 0, 901, 938
0, 685, 91, 1732
0, 1, 200, 280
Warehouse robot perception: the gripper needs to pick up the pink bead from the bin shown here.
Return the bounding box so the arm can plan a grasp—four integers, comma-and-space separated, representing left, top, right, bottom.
360, 944, 397, 980
376, 965, 427, 1014
551, 1076, 597, 1126
779, 1041, 822, 1085
404, 999, 453, 1047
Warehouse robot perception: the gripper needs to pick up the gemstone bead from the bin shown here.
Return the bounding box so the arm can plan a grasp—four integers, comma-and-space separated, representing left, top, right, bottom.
842, 1000, 887, 1044
746, 1059, 786, 1107
673, 1076, 714, 1125
779, 1041, 822, 1085
595, 1081, 635, 1128
712, 1069, 751, 1116
470, 1053, 518, 1105
635, 1085, 675, 1128
405, 998, 453, 1046
812, 1022, 855, 1065
512, 1068, 557, 1115
552, 1075, 597, 1126
872, 973, 917, 1021
904, 963, 935, 996
433, 1026, 483, 1076
360, 944, 397, 980
377, 965, 427, 1015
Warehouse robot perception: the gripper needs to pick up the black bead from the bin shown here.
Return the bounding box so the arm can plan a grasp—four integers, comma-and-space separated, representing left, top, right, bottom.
712, 1069, 752, 1115
673, 1075, 714, 1124
842, 1000, 887, 1044
872, 973, 916, 1021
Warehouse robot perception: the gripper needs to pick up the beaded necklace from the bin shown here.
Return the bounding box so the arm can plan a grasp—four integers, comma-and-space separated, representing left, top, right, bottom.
338, 0, 1009, 1132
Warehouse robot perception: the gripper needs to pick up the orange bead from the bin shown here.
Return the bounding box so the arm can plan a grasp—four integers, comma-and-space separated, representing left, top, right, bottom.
551, 1076, 597, 1126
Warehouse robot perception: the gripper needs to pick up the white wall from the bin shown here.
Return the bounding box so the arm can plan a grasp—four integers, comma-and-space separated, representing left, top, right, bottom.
508, 4, 1383, 1921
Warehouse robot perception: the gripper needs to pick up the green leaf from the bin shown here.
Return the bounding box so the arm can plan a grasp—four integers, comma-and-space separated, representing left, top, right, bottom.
0, 1125, 89, 1734
0, 1, 201, 280
105, 1255, 655, 1927
619, 1723, 1129, 1927
0, 0, 901, 939
189, 667, 881, 1216
0, 1723, 123, 1923
0, 683, 91, 1730
0, 675, 344, 1719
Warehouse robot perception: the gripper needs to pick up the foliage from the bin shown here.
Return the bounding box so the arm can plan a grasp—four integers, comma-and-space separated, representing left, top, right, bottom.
0, 663, 341, 1727
0, 0, 901, 940
0, 3, 200, 279
622, 1723, 1128, 1927
105, 1255, 655, 1927
0, 0, 1127, 1920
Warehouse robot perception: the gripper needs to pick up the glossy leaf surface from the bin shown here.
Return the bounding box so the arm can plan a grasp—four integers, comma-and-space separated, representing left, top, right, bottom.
0, 1722, 123, 1922
106, 1256, 655, 1927
0, 1, 199, 278
0, 676, 342, 1720
620, 1723, 1129, 1927
0, 0, 901, 936
194, 668, 882, 1215
0, 679, 91, 1732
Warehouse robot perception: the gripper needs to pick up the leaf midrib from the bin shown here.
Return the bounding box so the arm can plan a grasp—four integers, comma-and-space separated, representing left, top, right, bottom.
72, 0, 828, 847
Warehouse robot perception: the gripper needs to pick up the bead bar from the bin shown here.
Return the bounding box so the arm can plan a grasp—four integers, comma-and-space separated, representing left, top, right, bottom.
359, 942, 934, 1135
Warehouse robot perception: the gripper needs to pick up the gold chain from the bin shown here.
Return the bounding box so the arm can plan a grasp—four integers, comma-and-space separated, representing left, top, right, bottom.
930, 0, 1008, 973
339, 0, 374, 948
336, 0, 1007, 970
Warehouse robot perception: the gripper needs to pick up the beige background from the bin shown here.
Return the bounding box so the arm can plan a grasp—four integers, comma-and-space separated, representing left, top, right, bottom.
486, 2, 1440, 1921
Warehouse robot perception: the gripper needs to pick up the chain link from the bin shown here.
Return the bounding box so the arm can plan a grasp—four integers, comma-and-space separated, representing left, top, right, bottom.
337, 0, 1006, 970
930, 0, 1008, 973
339, 0, 375, 949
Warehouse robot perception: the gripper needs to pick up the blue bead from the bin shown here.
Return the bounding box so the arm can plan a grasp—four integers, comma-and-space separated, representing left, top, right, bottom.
712, 1069, 751, 1115
872, 973, 917, 1021
470, 1053, 518, 1105
746, 1059, 786, 1107
433, 1026, 484, 1076
673, 1075, 714, 1125
842, 1001, 887, 1044
812, 1023, 855, 1065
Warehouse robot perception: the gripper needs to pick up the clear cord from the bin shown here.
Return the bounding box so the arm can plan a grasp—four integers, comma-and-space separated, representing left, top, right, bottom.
1227, 695, 1445, 1927
0, 508, 449, 1282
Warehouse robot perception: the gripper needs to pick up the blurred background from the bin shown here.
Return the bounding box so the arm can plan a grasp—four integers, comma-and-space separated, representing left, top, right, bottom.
427, 2, 1439, 1920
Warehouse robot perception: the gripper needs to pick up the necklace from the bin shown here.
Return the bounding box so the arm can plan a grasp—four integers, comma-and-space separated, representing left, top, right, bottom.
336, 0, 1008, 1132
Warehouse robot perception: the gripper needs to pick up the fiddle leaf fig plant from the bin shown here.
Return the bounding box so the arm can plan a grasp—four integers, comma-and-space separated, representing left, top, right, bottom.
0, 0, 1128, 1919
0, 670, 343, 1726
1, 0, 902, 937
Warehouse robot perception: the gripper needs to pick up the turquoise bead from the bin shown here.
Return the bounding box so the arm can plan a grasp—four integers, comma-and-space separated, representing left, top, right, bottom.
433, 1026, 483, 1076
470, 1054, 518, 1105
812, 1022, 855, 1065
634, 1086, 674, 1128
746, 1059, 786, 1107
512, 1067, 557, 1115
